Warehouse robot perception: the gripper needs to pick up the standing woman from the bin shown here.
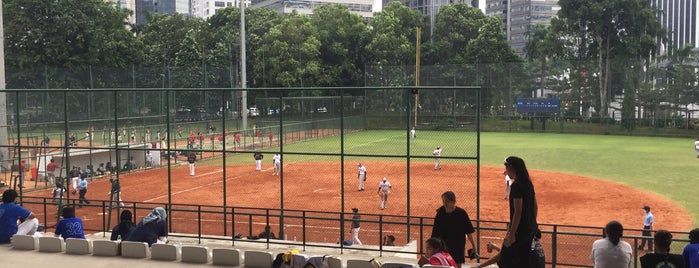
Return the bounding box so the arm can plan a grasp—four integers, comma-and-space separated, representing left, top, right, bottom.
498, 156, 538, 267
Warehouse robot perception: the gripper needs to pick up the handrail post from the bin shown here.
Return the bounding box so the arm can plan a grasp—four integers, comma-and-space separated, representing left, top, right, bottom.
551, 225, 557, 268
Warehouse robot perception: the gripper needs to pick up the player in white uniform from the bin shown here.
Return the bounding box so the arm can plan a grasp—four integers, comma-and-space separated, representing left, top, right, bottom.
695, 138, 699, 158
432, 146, 442, 170
410, 127, 416, 140
272, 154, 281, 175
357, 163, 367, 191
378, 177, 392, 209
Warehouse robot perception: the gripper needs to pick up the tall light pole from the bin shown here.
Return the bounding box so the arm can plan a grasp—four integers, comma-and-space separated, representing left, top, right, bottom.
0, 0, 10, 174
240, 0, 248, 134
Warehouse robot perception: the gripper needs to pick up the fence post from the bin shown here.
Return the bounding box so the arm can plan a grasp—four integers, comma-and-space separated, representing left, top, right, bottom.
551, 225, 557, 268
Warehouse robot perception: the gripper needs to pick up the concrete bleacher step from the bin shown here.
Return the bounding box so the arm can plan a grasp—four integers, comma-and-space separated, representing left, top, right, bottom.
92, 240, 120, 256
120, 241, 149, 258
65, 238, 92, 255
38, 236, 65, 253
11, 234, 38, 250
212, 248, 242, 266
244, 250, 274, 268
151, 243, 180, 261
181, 245, 210, 264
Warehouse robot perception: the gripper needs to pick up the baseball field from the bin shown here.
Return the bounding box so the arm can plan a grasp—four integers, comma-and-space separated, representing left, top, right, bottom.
23, 130, 696, 231
15, 129, 696, 267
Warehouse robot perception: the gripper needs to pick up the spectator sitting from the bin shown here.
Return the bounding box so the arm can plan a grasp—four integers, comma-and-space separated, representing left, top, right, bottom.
106, 162, 115, 173
96, 163, 106, 176
418, 237, 458, 267
259, 225, 276, 239
0, 189, 40, 243
684, 228, 699, 268
110, 210, 136, 241
125, 207, 168, 246
85, 165, 94, 176
383, 235, 395, 246
54, 206, 85, 240
640, 230, 685, 268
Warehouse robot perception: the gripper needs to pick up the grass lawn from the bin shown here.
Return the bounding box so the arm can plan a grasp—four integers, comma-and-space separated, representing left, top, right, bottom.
212, 130, 698, 226
479, 132, 698, 226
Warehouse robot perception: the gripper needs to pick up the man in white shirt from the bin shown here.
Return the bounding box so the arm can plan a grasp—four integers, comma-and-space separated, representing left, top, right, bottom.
357, 163, 367, 191
378, 177, 392, 209
272, 154, 281, 176
433, 146, 442, 170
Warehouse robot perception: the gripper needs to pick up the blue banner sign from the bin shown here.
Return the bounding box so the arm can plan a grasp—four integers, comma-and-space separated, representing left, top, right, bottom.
516, 98, 560, 113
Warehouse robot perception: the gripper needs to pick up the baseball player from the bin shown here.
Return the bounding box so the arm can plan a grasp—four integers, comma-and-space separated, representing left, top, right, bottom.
188, 152, 196, 176
410, 127, 416, 140
272, 154, 281, 175
254, 152, 264, 171
378, 177, 392, 209
433, 146, 442, 170
357, 163, 367, 191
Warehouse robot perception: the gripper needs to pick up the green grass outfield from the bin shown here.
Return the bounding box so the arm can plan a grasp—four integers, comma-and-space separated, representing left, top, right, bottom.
480, 132, 698, 226
219, 130, 697, 225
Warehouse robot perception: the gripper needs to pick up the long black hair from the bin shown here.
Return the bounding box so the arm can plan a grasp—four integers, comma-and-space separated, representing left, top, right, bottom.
426, 237, 448, 252
505, 156, 532, 186
118, 210, 135, 233
605, 221, 624, 246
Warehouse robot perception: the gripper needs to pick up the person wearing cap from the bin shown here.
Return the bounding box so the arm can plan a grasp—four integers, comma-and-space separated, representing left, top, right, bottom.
357, 163, 367, 191
378, 177, 392, 209
432, 146, 442, 170
638, 205, 654, 251
351, 208, 362, 245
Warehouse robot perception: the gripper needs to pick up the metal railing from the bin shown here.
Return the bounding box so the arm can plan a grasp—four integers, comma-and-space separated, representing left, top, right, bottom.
18, 196, 691, 267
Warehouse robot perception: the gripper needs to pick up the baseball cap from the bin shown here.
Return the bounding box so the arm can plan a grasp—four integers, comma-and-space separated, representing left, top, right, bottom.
643, 205, 651, 210
357, 163, 361, 166
382, 177, 387, 181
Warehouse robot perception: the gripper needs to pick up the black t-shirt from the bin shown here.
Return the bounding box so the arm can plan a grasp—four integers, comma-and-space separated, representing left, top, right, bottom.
509, 180, 537, 235
640, 253, 685, 268
431, 206, 476, 263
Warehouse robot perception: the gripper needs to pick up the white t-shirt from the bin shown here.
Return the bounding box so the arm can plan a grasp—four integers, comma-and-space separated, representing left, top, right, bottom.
589, 238, 632, 268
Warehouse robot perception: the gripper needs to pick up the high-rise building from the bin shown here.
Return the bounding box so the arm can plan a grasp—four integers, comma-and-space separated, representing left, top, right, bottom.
652, 0, 698, 54
386, 0, 476, 38
192, 0, 244, 19
134, 0, 177, 24
250, 0, 374, 18
485, 0, 559, 57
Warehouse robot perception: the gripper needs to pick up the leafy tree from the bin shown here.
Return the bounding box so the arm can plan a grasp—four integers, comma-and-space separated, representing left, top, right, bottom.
311, 4, 369, 87
429, 4, 486, 64
365, 1, 424, 87
557, 0, 663, 119
256, 12, 321, 88
524, 24, 562, 97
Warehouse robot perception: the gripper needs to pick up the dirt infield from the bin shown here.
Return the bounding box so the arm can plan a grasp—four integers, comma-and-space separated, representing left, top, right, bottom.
23, 159, 691, 229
